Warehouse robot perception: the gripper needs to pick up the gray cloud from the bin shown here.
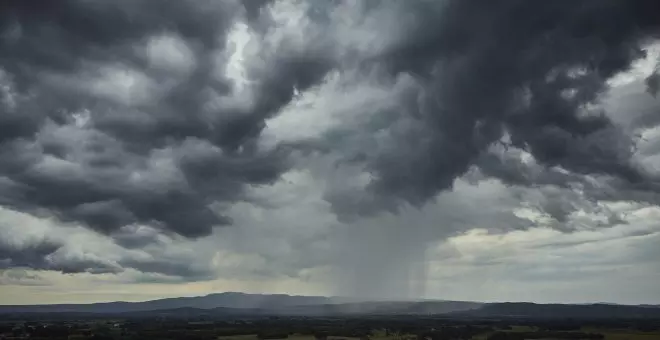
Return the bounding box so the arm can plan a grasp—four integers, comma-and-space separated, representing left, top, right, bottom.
0, 238, 59, 271
118, 256, 215, 282
0, 269, 47, 286
0, 237, 121, 275
0, 207, 222, 281
0, 0, 332, 238
0, 224, 219, 282
648, 71, 659, 96
2, 0, 660, 291
336, 0, 660, 215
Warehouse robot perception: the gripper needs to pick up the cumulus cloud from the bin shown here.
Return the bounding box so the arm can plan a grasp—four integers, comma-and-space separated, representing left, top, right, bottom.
0, 208, 218, 281
0, 229, 121, 275
0, 0, 325, 238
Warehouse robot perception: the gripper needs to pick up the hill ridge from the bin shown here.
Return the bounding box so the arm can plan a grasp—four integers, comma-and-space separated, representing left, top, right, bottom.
1, 292, 658, 318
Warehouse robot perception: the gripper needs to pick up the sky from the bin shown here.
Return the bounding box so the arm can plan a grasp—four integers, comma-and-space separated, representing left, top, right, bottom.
1, 0, 660, 306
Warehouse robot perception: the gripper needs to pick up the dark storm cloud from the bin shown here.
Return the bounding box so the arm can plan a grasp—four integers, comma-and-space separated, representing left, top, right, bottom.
648, 71, 659, 96
112, 225, 169, 249
3, 0, 660, 283
332, 0, 660, 218
0, 237, 216, 281
241, 0, 275, 22
0, 239, 59, 271
0, 0, 335, 239
0, 238, 121, 275
474, 149, 584, 189
0, 0, 234, 73
0, 219, 216, 279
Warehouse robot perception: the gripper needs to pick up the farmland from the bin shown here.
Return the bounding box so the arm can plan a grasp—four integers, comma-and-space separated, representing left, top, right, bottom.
2, 314, 659, 340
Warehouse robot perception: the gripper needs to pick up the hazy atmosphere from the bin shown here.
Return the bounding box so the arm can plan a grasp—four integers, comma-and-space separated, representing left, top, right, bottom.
1, 0, 660, 306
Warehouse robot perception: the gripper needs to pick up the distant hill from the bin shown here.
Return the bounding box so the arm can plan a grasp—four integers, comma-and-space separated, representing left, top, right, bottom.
0, 292, 339, 314
0, 292, 481, 316
452, 302, 660, 319
1, 292, 658, 319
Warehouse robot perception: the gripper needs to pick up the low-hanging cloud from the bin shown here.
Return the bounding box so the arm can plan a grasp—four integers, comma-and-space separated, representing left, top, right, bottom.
0, 236, 121, 274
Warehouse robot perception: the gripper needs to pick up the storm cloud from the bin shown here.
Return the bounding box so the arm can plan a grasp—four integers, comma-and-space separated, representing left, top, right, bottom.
1, 0, 660, 294
324, 0, 660, 218
0, 235, 121, 274
0, 0, 332, 238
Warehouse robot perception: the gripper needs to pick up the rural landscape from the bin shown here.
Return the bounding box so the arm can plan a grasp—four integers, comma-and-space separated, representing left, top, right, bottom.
2, 1, 660, 340
1, 293, 660, 340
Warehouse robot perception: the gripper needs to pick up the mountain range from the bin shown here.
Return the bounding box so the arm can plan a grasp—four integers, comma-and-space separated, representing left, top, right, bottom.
1, 292, 659, 319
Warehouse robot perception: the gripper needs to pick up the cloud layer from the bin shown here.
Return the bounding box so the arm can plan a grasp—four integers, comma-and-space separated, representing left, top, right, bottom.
1, 0, 660, 303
